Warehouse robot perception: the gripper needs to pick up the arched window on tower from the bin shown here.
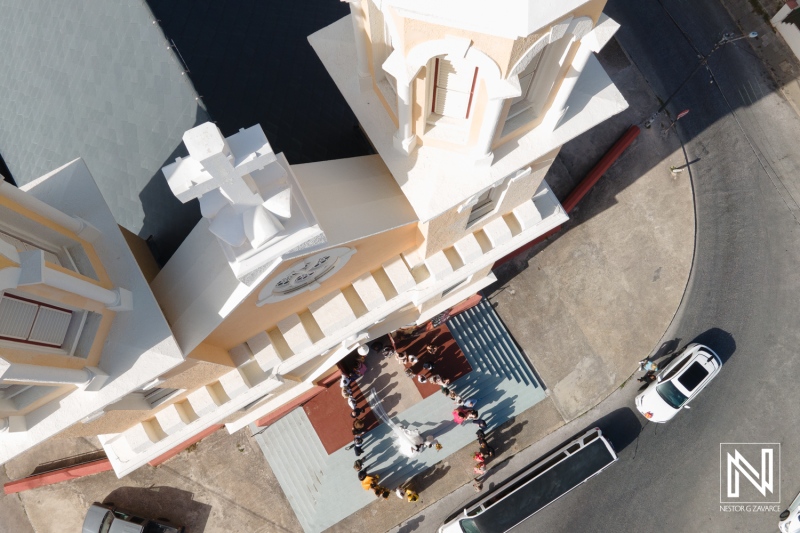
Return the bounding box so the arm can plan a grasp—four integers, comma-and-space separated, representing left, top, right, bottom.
501, 34, 574, 138
425, 56, 479, 143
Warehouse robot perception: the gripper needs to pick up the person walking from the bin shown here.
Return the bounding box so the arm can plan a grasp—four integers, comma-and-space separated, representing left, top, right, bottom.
404, 488, 419, 502
474, 461, 487, 476
351, 407, 364, 418
352, 418, 366, 436
417, 374, 428, 384
452, 407, 467, 424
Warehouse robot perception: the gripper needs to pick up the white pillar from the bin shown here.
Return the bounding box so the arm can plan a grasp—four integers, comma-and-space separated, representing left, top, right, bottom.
17, 250, 132, 311
546, 41, 593, 129
347, 0, 372, 91
0, 182, 101, 242
0, 416, 26, 433
471, 96, 505, 166
0, 359, 109, 391
393, 83, 417, 154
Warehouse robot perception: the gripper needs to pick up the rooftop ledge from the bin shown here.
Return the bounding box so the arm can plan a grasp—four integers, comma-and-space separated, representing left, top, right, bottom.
309, 15, 628, 223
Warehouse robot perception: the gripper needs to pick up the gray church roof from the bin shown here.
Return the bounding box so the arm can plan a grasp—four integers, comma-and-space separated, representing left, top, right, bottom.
0, 0, 373, 262
0, 0, 209, 262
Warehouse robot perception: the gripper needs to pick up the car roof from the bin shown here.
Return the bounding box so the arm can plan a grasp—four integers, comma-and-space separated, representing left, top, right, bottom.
670, 349, 718, 394
677, 361, 709, 391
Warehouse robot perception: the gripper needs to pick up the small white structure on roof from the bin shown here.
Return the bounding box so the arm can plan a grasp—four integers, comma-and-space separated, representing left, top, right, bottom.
162, 123, 319, 277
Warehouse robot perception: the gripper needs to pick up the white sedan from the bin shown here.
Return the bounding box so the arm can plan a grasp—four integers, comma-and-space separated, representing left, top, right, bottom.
635, 343, 721, 423
780, 489, 800, 532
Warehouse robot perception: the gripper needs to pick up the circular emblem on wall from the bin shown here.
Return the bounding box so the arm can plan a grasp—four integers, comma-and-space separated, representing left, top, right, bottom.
257, 247, 355, 305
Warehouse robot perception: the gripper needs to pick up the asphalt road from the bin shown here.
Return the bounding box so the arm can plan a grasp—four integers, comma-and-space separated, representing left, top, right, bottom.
397, 1, 800, 532
518, 0, 800, 531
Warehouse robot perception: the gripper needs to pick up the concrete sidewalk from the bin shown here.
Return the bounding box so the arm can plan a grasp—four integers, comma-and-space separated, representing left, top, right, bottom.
0, 37, 694, 533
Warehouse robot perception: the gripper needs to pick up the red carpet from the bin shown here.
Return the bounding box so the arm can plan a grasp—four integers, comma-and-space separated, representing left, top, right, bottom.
303, 381, 378, 455
393, 324, 473, 399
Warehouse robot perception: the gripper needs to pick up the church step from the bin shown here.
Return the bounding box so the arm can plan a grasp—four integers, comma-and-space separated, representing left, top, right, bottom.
448, 298, 538, 387
256, 429, 317, 524
258, 408, 329, 532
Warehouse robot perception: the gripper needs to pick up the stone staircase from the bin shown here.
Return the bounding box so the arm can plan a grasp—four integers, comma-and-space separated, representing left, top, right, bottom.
447, 297, 540, 388
251, 409, 329, 533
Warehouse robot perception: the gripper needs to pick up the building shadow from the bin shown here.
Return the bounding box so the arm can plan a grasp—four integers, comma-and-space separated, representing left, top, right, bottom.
103, 486, 211, 533
138, 105, 208, 265
145, 0, 374, 166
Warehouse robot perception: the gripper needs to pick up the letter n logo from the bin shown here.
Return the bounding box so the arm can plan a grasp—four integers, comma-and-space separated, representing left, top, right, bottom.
720, 443, 780, 504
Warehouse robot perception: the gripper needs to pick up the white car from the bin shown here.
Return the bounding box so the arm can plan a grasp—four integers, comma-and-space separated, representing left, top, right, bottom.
780, 489, 800, 532
635, 343, 721, 423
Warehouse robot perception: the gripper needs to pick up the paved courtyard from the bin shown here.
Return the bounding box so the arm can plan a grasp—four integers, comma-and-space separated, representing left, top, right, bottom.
253, 299, 547, 533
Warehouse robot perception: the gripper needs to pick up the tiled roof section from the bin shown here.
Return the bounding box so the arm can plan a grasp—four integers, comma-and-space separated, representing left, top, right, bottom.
0, 0, 209, 261
146, 0, 374, 164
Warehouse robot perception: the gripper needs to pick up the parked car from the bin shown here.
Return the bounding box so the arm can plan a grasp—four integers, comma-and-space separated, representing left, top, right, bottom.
82, 502, 184, 533
780, 489, 800, 532
635, 343, 721, 423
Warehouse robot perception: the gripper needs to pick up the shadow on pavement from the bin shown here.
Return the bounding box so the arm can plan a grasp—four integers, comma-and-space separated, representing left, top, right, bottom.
586, 408, 643, 454
690, 327, 736, 364
103, 486, 211, 533
397, 515, 425, 533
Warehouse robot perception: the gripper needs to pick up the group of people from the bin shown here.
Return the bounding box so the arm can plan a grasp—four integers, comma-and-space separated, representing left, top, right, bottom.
472, 429, 496, 479
448, 390, 486, 429
391, 343, 451, 387
353, 430, 419, 503
340, 351, 369, 422
355, 467, 420, 503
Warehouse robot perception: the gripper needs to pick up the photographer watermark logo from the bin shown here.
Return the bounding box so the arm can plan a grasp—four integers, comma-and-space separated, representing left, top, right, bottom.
720, 443, 780, 510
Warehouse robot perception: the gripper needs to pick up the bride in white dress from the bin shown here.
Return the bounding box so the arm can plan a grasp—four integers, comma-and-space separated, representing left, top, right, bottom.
367, 390, 425, 458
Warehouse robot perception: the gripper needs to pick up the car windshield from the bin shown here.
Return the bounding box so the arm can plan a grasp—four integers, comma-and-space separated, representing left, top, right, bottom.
460, 521, 482, 533
656, 381, 688, 409
99, 511, 114, 533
